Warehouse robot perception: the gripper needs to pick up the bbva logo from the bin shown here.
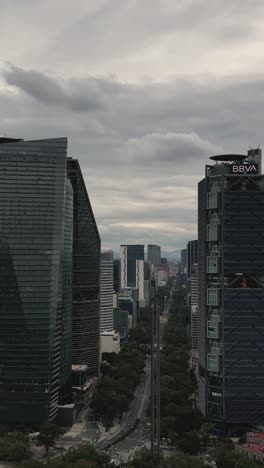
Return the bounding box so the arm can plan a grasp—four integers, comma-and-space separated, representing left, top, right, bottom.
231, 164, 258, 174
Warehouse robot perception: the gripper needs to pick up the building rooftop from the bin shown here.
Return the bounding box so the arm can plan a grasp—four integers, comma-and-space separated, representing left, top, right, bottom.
72, 364, 88, 372
210, 154, 247, 162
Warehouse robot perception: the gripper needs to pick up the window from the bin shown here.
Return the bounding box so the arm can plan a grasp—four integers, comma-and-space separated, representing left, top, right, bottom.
207, 192, 218, 209
207, 317, 220, 339
207, 223, 219, 241
207, 288, 219, 306
207, 353, 219, 372
207, 256, 219, 273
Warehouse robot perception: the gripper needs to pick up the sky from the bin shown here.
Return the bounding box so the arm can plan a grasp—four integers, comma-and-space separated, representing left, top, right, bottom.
1, 0, 264, 254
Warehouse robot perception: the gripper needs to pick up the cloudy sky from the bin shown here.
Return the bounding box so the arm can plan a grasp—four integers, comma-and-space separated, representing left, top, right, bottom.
1, 0, 264, 254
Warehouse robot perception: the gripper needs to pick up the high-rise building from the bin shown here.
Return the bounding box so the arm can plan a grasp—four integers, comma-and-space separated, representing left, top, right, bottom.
113, 259, 120, 293
67, 159, 100, 376
190, 263, 199, 368
0, 137, 73, 424
100, 250, 114, 332
180, 248, 187, 285
136, 260, 151, 308
120, 244, 144, 288
198, 149, 264, 424
187, 240, 198, 279
147, 244, 161, 267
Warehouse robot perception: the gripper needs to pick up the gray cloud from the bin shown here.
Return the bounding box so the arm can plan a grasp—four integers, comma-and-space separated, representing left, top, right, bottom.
3, 64, 105, 112
1, 0, 264, 251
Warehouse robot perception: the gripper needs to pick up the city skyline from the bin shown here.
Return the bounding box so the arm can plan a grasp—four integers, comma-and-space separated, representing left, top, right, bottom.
2, 1, 264, 251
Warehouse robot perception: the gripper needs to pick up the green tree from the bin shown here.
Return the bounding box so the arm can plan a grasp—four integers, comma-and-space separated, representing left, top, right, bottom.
162, 453, 207, 468
177, 432, 201, 455
37, 423, 64, 456
200, 422, 214, 450
235, 458, 263, 468
126, 448, 163, 468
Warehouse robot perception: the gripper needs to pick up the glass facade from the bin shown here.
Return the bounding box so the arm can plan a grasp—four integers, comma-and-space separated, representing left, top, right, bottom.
126, 245, 144, 287
67, 159, 100, 375
0, 138, 72, 425
199, 152, 264, 424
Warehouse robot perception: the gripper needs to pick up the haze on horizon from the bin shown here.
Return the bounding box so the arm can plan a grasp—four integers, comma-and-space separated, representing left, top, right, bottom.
1, 0, 264, 253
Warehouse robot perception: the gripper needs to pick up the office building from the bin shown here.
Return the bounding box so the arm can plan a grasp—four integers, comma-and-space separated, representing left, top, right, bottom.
198, 148, 264, 424
100, 250, 114, 332
113, 259, 120, 293
187, 240, 198, 279
180, 248, 187, 285
120, 244, 144, 288
147, 244, 161, 267
113, 308, 129, 344
190, 263, 199, 368
136, 260, 151, 308
67, 159, 101, 376
0, 137, 73, 424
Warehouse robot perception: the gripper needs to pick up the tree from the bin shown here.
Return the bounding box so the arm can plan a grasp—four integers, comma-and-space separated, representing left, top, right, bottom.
37, 423, 64, 456
177, 432, 201, 455
235, 458, 263, 468
200, 422, 214, 450
162, 453, 207, 468
7, 440, 31, 464
126, 448, 163, 468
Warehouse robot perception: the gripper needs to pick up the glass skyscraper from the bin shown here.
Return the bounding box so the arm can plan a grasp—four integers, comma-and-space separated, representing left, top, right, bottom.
0, 137, 73, 425
198, 149, 264, 424
67, 159, 101, 376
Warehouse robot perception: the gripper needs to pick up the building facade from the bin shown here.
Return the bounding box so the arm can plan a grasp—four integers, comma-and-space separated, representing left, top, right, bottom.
147, 244, 161, 267
67, 159, 101, 376
100, 250, 114, 332
198, 149, 264, 424
120, 244, 144, 288
113, 259, 120, 293
0, 137, 72, 424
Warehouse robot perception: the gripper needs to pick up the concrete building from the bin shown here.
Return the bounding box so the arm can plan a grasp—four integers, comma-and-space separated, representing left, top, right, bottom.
100, 250, 114, 332
101, 331, 120, 354
198, 148, 264, 424
120, 244, 144, 288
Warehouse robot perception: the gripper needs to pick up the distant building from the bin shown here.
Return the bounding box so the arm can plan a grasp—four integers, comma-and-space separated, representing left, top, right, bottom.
198, 148, 264, 424
136, 260, 151, 308
158, 269, 169, 286
147, 244, 161, 267
180, 249, 187, 285
187, 240, 198, 279
118, 288, 138, 329
113, 308, 129, 344
100, 250, 114, 332
161, 257, 167, 265
113, 259, 120, 293
120, 244, 144, 288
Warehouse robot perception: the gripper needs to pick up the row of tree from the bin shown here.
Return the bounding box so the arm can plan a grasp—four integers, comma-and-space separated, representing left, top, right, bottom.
91, 342, 145, 428
160, 281, 202, 451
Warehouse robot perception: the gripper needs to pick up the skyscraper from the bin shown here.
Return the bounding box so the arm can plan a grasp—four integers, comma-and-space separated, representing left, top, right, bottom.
67, 159, 101, 376
0, 137, 72, 424
113, 259, 120, 293
120, 244, 144, 288
187, 240, 198, 280
100, 250, 114, 332
198, 149, 264, 424
147, 244, 161, 267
